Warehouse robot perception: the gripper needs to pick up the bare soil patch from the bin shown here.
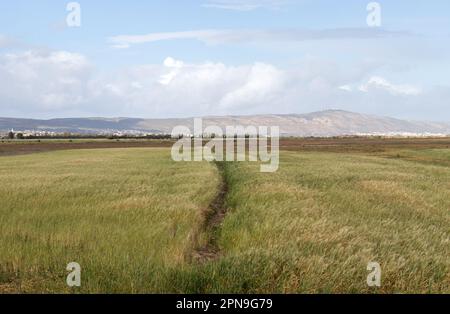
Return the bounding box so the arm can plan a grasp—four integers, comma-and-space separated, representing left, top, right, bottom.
192, 162, 229, 263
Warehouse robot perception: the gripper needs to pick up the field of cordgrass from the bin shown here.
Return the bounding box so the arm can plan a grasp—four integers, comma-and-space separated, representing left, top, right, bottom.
0, 142, 449, 293
187, 150, 449, 293
0, 148, 219, 293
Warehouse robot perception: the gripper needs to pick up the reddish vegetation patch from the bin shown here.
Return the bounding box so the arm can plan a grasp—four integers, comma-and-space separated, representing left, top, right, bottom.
1, 137, 450, 157
0, 140, 174, 156
279, 137, 450, 153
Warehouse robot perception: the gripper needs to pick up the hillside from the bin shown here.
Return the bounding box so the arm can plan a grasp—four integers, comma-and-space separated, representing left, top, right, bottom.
1, 110, 449, 136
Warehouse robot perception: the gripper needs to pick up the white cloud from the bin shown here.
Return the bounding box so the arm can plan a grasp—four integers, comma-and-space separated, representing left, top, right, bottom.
1, 50, 446, 121
339, 85, 352, 92
158, 57, 184, 85
102, 59, 285, 116
359, 76, 422, 96
219, 63, 284, 109
0, 50, 91, 111
163, 57, 184, 68
0, 51, 290, 117
109, 28, 407, 48
202, 0, 287, 11
109, 30, 222, 47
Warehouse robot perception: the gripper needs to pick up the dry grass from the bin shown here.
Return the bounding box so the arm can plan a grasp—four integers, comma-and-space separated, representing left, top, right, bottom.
166, 149, 449, 293
205, 150, 449, 293
0, 143, 448, 293
0, 148, 219, 293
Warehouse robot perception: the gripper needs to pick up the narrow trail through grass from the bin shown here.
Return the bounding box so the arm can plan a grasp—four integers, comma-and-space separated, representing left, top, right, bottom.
192, 162, 229, 263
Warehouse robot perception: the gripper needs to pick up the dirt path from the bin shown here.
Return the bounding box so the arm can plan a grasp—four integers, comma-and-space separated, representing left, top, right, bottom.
192, 162, 229, 262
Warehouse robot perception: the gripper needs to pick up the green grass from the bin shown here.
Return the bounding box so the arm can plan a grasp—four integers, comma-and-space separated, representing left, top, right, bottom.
184, 150, 449, 293
0, 146, 448, 293
379, 148, 450, 167
0, 148, 219, 293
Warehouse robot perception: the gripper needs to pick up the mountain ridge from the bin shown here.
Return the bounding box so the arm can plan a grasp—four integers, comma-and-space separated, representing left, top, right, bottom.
1, 110, 450, 137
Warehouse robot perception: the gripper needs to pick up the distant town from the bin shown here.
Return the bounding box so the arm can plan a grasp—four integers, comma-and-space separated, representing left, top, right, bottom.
2, 128, 449, 141
0, 129, 172, 140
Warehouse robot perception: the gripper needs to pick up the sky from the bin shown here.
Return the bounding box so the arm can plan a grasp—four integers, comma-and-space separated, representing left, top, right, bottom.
0, 0, 449, 120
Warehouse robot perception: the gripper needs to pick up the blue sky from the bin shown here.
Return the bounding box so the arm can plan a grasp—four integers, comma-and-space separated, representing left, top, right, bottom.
0, 0, 449, 120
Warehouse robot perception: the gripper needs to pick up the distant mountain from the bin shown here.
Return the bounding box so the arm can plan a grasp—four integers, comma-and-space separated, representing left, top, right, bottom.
1, 110, 450, 137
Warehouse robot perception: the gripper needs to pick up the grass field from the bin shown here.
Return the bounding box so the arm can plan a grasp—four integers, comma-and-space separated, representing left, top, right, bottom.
0, 148, 219, 293
0, 140, 449, 293
186, 150, 449, 293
